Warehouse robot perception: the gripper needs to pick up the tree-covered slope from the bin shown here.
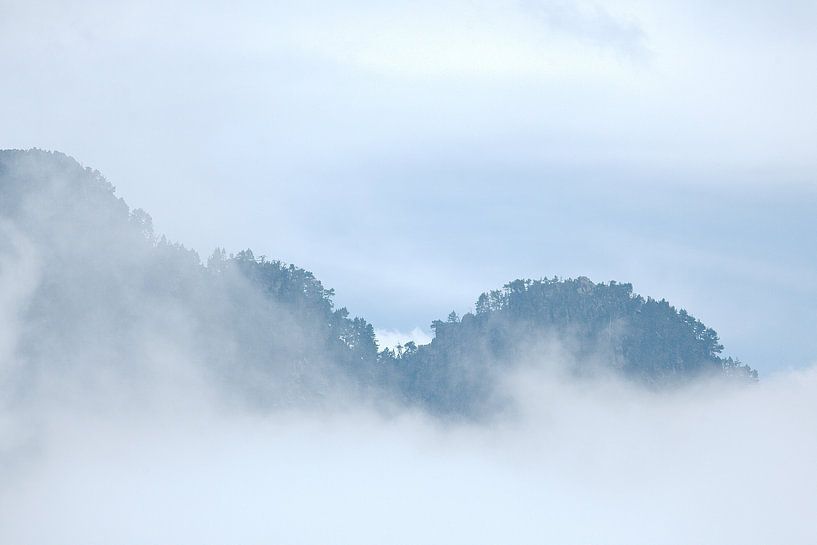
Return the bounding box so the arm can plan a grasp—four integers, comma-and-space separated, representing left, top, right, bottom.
385, 277, 756, 413
0, 149, 756, 415
0, 149, 380, 408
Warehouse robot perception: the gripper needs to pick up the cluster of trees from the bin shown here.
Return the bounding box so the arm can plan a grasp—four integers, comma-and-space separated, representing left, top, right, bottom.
217, 248, 380, 383
0, 149, 757, 416
383, 277, 757, 413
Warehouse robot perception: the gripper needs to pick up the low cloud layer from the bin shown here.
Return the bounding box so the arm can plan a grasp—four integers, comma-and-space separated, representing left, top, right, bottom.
1, 363, 816, 545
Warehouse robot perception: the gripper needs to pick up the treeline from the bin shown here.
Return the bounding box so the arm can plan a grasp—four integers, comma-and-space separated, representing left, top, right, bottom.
206, 252, 757, 413
0, 149, 757, 415
377, 277, 757, 413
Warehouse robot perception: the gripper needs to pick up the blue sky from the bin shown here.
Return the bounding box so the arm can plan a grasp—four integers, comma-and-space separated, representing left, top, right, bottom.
2, 0, 816, 372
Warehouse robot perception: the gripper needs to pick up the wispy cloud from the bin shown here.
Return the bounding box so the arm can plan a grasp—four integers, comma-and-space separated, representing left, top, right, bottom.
519, 0, 648, 58
375, 327, 433, 350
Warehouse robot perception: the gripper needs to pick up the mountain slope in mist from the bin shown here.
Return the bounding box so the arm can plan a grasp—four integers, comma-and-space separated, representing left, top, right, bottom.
0, 149, 755, 415
394, 277, 757, 413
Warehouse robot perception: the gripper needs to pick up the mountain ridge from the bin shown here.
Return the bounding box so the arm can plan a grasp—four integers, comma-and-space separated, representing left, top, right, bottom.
0, 148, 757, 415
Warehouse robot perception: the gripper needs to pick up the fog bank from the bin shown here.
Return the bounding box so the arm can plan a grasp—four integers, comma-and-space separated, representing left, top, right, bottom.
1, 365, 815, 545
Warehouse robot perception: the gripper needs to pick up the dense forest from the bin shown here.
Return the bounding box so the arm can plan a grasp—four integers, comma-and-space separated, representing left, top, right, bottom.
0, 149, 756, 415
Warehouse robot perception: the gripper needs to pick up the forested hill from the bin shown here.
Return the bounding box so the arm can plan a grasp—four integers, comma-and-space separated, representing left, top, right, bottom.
391, 278, 757, 412
0, 149, 756, 415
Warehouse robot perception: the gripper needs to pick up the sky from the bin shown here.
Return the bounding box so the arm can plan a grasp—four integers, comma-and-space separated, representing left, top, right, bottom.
1, 0, 816, 372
